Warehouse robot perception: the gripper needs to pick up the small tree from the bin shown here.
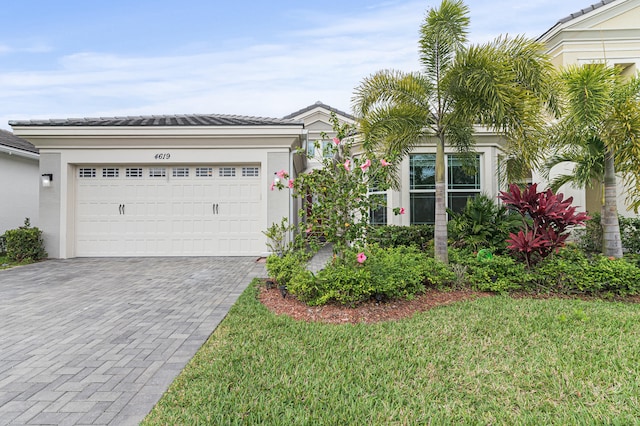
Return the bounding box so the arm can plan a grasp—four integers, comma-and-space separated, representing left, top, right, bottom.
499, 183, 589, 267
271, 113, 399, 257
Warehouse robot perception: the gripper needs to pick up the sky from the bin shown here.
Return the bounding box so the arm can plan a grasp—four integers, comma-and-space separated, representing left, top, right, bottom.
0, 0, 597, 130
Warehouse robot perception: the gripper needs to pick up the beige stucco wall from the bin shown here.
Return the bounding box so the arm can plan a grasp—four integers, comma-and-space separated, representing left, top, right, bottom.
538, 0, 640, 218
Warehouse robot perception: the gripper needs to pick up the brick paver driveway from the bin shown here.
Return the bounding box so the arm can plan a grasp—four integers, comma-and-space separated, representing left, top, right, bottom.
0, 257, 264, 425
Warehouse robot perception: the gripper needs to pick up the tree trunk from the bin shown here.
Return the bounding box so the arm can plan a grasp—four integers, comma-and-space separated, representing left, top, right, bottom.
434, 135, 448, 263
601, 148, 623, 258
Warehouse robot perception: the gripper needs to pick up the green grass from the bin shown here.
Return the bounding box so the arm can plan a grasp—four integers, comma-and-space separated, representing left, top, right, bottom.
143, 280, 640, 425
0, 255, 33, 270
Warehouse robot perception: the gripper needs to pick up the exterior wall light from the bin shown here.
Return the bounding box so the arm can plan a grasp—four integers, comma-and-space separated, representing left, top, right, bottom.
41, 173, 53, 188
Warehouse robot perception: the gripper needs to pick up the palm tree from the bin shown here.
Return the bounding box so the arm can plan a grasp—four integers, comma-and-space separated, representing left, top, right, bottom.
352, 0, 557, 263
545, 64, 640, 258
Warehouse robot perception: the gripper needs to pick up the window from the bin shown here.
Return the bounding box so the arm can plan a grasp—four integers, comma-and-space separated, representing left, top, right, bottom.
409, 154, 481, 224
219, 167, 236, 177
307, 139, 334, 158
149, 168, 166, 178
242, 167, 259, 177
172, 167, 189, 177
78, 168, 96, 178
196, 167, 214, 177
368, 179, 387, 225
102, 168, 119, 178
126, 168, 143, 178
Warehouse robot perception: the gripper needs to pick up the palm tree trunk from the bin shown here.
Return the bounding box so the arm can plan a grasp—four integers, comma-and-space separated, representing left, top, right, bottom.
602, 148, 623, 258
434, 135, 448, 263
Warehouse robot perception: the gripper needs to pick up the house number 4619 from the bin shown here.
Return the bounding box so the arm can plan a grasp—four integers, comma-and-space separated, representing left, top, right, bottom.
154, 153, 171, 160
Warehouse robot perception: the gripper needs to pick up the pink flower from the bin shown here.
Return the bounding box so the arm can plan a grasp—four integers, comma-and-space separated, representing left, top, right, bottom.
357, 252, 367, 264
288, 179, 294, 189
360, 159, 372, 171
380, 159, 391, 167
332, 137, 341, 145
276, 169, 288, 179
400, 207, 405, 215
270, 182, 275, 191
344, 159, 351, 171
306, 226, 313, 233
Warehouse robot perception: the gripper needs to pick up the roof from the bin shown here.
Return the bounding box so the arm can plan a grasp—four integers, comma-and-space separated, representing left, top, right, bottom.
540, 0, 618, 39
0, 129, 38, 154
9, 113, 302, 127
282, 101, 354, 120
556, 0, 617, 24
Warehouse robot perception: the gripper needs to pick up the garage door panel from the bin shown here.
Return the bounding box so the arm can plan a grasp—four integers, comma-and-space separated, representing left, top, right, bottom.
76, 165, 263, 256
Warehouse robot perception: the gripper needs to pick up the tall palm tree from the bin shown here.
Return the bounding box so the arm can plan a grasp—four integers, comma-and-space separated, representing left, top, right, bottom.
545, 64, 640, 258
352, 0, 557, 263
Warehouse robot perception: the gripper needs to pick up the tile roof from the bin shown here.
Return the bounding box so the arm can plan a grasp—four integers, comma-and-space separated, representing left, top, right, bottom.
540, 0, 619, 39
282, 101, 354, 120
556, 0, 617, 25
0, 129, 38, 154
9, 113, 302, 127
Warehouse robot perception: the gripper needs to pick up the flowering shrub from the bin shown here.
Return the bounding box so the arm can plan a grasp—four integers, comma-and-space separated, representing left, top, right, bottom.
271, 112, 400, 256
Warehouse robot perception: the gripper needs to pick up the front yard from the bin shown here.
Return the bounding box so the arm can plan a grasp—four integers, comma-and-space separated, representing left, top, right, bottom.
143, 280, 640, 425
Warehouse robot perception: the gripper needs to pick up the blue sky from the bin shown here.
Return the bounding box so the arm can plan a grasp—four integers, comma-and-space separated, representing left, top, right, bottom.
1, 0, 594, 129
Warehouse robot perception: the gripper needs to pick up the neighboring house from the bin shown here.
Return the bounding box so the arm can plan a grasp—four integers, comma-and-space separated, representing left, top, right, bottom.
9, 0, 640, 259
536, 0, 640, 216
0, 129, 39, 234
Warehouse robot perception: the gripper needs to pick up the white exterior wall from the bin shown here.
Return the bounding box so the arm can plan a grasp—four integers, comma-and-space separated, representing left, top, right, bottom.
0, 152, 39, 234
14, 125, 303, 259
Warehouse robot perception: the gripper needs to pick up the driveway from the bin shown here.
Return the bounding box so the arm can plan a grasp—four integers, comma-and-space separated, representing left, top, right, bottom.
0, 257, 265, 425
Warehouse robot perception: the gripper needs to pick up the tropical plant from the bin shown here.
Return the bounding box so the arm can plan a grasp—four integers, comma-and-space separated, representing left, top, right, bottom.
544, 63, 640, 257
499, 183, 589, 267
270, 113, 398, 257
447, 193, 521, 252
352, 0, 558, 263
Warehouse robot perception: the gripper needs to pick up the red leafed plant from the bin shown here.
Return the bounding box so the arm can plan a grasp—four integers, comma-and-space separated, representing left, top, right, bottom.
498, 183, 590, 267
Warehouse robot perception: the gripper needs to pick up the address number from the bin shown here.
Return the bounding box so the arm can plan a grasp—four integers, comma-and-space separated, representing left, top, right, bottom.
154, 153, 171, 160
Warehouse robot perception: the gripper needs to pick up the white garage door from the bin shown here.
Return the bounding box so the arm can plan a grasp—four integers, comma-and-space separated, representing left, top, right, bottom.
75, 165, 263, 256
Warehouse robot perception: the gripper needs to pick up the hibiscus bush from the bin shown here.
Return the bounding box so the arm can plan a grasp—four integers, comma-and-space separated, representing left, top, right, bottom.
270, 112, 400, 257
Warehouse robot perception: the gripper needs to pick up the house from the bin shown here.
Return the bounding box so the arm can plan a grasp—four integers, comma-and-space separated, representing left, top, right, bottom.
9, 115, 305, 258
536, 0, 640, 215
0, 130, 39, 234
9, 0, 640, 259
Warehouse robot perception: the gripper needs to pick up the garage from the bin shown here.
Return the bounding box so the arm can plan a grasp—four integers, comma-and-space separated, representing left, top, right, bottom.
75, 164, 262, 256
10, 112, 306, 259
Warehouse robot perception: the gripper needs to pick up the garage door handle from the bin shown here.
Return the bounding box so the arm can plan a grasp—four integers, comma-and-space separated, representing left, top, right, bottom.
119, 204, 125, 215
212, 203, 219, 215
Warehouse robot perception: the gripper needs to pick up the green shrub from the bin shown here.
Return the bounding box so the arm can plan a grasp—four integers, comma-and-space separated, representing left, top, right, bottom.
265, 251, 310, 287
619, 216, 640, 254
287, 245, 449, 306
576, 213, 640, 254
366, 225, 434, 250
4, 218, 47, 262
447, 193, 521, 253
0, 234, 6, 256
466, 254, 531, 293
535, 247, 640, 296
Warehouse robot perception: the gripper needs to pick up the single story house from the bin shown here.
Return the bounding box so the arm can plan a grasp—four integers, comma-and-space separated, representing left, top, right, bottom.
8, 0, 640, 258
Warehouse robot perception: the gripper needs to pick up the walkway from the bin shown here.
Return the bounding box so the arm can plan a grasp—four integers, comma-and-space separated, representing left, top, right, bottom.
0, 257, 264, 425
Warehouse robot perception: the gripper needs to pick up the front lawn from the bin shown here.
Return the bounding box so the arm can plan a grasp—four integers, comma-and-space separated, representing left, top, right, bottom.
143, 280, 640, 425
